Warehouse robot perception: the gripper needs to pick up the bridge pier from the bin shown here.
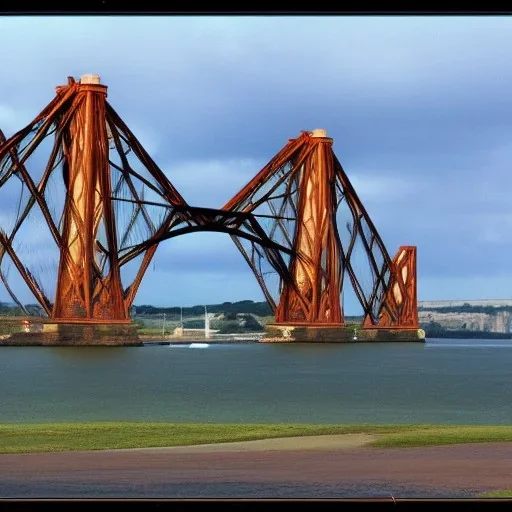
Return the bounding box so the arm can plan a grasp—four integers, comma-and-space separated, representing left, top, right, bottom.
261, 324, 425, 343
0, 319, 141, 346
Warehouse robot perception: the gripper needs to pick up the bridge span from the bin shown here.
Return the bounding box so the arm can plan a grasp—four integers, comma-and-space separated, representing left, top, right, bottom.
0, 74, 422, 344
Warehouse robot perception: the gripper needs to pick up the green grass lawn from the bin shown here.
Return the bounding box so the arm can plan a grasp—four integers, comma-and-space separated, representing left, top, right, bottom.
478, 489, 512, 498
370, 425, 512, 448
1, 423, 512, 454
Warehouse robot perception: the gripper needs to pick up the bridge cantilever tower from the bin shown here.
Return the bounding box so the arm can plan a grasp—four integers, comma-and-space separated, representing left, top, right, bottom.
223, 129, 421, 342
0, 75, 294, 344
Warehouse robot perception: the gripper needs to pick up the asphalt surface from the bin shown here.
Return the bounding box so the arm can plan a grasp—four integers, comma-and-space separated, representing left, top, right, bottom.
0, 436, 511, 499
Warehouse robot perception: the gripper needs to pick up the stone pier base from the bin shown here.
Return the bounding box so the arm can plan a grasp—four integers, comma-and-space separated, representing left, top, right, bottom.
261, 324, 425, 343
0, 320, 141, 346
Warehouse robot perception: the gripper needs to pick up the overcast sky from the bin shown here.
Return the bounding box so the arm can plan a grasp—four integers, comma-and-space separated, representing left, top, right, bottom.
0, 16, 511, 314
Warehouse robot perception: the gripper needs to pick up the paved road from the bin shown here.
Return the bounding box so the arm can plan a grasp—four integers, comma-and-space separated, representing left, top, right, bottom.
0, 437, 511, 499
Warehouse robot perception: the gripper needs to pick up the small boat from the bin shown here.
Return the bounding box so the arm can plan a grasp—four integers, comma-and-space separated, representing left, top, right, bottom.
352, 328, 358, 341
189, 343, 210, 349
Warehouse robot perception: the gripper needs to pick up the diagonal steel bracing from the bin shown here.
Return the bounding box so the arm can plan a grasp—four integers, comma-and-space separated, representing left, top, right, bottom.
0, 77, 418, 330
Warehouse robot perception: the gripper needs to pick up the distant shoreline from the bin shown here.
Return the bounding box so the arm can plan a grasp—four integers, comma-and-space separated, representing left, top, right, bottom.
425, 331, 512, 340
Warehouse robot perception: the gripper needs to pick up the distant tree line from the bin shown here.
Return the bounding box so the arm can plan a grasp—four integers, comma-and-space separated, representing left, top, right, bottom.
133, 300, 273, 317
0, 303, 12, 314
0, 302, 45, 316
418, 303, 512, 315
421, 321, 512, 339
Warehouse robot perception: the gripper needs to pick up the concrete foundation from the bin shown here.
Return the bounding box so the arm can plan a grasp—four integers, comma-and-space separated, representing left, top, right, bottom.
0, 320, 141, 346
261, 324, 426, 343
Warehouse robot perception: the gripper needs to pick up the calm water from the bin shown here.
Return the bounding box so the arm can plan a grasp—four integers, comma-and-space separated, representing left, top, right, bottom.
1, 338, 512, 424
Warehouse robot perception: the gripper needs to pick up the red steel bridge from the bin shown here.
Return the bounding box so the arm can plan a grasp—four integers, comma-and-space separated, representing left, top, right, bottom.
0, 75, 418, 332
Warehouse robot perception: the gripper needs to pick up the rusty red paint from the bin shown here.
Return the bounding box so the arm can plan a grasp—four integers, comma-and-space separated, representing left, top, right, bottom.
0, 78, 418, 330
